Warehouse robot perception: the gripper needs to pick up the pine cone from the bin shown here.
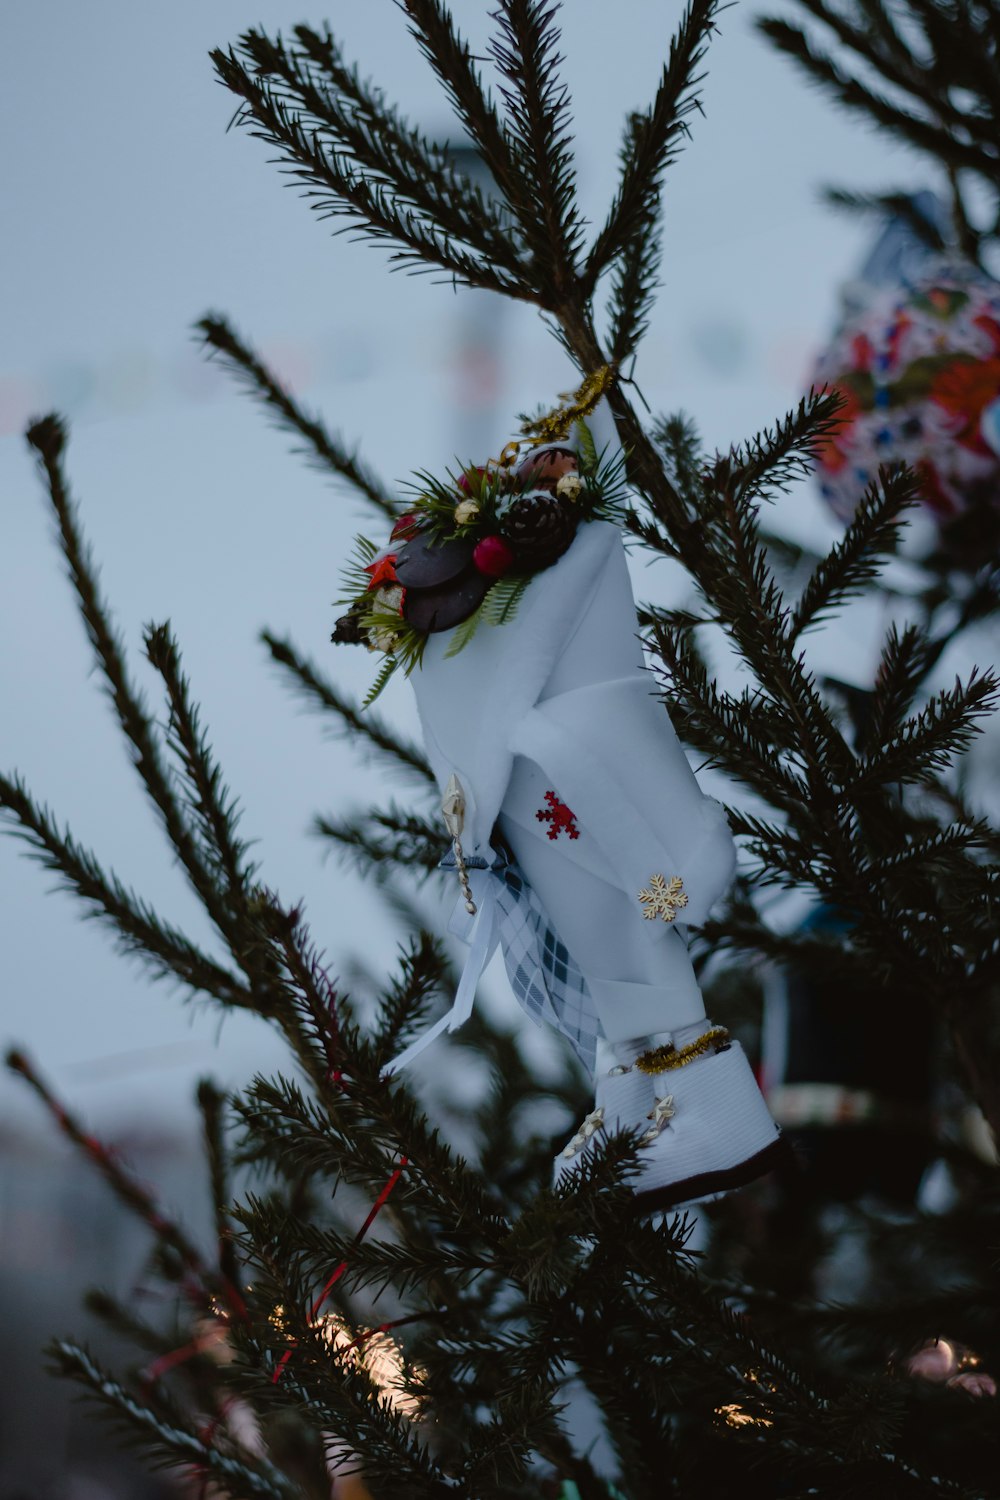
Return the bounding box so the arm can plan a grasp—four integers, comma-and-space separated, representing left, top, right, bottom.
500, 490, 578, 570
331, 603, 367, 645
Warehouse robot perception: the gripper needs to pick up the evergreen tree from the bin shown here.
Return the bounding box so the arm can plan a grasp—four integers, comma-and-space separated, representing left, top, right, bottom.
759, 0, 1000, 264
4, 2, 1000, 1495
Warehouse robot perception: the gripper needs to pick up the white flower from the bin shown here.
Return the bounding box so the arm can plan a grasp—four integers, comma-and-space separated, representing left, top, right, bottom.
375, 583, 405, 615
368, 582, 405, 653
369, 623, 402, 652
454, 498, 481, 525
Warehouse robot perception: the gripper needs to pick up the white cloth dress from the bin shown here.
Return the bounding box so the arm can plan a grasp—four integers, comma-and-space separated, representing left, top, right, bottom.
399, 453, 736, 1069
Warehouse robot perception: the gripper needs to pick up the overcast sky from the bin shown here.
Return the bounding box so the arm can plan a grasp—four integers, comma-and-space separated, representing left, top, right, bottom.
0, 0, 925, 1129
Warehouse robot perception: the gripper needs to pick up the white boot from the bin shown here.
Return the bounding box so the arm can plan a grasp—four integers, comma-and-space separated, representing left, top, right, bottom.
555, 1027, 786, 1210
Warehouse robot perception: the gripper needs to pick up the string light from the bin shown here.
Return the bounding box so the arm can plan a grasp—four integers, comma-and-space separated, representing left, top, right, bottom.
715, 1402, 774, 1429
315, 1316, 423, 1419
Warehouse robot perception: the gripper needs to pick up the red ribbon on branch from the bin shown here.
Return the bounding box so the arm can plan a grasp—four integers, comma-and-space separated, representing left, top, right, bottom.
272, 1155, 409, 1382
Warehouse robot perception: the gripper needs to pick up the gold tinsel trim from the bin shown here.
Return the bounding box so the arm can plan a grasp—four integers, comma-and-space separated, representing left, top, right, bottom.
520, 365, 618, 445
634, 1027, 730, 1075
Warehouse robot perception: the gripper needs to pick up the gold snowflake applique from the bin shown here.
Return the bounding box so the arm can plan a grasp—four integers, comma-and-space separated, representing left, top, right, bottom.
637, 873, 688, 923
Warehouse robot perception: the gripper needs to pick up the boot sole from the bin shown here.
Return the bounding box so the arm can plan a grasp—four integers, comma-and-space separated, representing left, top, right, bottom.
632, 1134, 793, 1213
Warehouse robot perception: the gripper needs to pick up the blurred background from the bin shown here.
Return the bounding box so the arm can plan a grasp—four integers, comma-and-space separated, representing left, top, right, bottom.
0, 0, 955, 1492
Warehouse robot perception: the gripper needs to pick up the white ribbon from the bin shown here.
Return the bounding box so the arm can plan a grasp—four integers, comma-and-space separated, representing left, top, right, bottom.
382, 868, 501, 1074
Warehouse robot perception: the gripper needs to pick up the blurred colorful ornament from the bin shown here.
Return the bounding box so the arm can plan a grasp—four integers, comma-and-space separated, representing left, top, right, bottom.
812, 199, 1000, 563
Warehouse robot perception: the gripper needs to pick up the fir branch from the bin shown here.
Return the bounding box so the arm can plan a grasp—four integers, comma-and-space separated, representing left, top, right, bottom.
232, 1079, 372, 1190
7, 1050, 217, 1297
197, 1079, 242, 1297
248, 1351, 456, 1499
210, 49, 532, 299
727, 811, 839, 892
48, 1342, 296, 1500
699, 911, 865, 979
847, 670, 1000, 792
606, 112, 665, 364
456, 1381, 560, 1491
0, 772, 252, 1007
83, 1290, 184, 1362
649, 634, 810, 806
143, 622, 291, 1008
757, 16, 999, 179
23, 417, 241, 945
862, 621, 935, 754
588, 0, 717, 291
723, 389, 845, 504
797, 0, 1000, 163
372, 930, 451, 1061
652, 411, 704, 508
823, 186, 950, 250
262, 630, 435, 787
314, 804, 444, 879
786, 0, 996, 148
862, 821, 994, 878
237, 26, 524, 281
788, 464, 919, 639
489, 1, 583, 295
692, 455, 860, 791
144, 622, 255, 902
237, 1064, 503, 1232
196, 315, 395, 519
236, 1196, 486, 1301
396, 0, 526, 213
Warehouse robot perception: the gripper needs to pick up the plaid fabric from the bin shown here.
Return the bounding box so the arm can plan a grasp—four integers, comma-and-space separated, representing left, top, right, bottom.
442, 844, 602, 1071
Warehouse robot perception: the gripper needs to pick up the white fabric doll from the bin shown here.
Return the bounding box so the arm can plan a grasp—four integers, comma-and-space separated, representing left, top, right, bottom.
347, 401, 782, 1209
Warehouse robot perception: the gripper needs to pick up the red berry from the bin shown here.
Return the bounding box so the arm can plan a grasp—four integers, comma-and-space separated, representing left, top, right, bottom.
473, 534, 515, 577
391, 512, 419, 540
457, 467, 486, 495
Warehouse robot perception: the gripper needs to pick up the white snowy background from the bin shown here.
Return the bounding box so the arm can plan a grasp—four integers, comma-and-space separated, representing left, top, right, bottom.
0, 0, 935, 1137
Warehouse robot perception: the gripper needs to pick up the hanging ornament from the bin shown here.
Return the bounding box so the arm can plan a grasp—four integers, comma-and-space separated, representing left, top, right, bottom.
332, 387, 630, 701
812, 198, 1000, 565
501, 491, 579, 569
332, 378, 784, 1210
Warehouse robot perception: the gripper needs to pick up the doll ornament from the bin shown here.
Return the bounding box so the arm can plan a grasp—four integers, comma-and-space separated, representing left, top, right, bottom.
334, 390, 783, 1210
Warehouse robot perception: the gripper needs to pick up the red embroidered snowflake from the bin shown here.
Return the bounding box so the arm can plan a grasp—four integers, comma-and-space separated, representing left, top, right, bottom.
536, 790, 580, 841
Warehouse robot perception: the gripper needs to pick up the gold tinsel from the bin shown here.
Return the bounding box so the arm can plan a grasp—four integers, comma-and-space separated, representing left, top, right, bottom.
520, 364, 619, 445
634, 1027, 730, 1075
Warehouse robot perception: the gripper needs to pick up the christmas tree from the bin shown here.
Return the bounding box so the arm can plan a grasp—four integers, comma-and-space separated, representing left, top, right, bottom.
4, 1, 1000, 1495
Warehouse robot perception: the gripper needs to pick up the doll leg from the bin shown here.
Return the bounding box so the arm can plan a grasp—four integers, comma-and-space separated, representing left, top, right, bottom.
499, 762, 785, 1209
499, 808, 706, 1043
499, 752, 709, 1043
